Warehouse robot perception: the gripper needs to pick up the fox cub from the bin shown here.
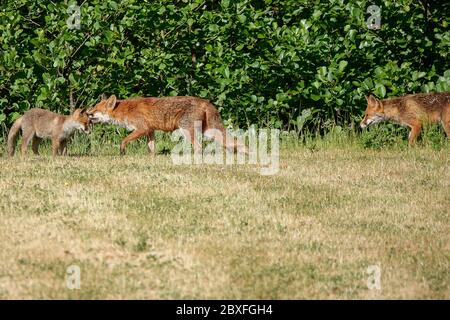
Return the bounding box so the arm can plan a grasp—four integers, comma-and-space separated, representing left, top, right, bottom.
7, 108, 91, 157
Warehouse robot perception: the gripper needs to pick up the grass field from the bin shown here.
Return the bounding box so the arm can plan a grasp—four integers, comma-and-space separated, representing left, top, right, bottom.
0, 130, 448, 299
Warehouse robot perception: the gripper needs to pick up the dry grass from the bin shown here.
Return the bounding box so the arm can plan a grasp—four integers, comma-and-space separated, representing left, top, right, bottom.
0, 142, 448, 299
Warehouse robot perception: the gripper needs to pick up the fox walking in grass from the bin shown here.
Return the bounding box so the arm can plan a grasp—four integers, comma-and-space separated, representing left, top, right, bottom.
360, 92, 450, 145
7, 108, 91, 157
87, 95, 245, 155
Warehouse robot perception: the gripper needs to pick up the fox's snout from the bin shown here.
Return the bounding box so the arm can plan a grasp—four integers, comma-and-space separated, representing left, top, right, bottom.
360, 118, 368, 128
87, 112, 99, 123
86, 110, 112, 125
88, 117, 99, 124
86, 109, 99, 123
360, 114, 384, 129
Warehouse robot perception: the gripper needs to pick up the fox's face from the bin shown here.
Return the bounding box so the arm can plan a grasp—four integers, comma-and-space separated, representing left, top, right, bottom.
87, 95, 117, 124
360, 95, 385, 128
71, 109, 91, 134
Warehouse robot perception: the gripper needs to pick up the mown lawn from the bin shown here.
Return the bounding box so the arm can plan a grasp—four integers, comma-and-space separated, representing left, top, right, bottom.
0, 141, 448, 299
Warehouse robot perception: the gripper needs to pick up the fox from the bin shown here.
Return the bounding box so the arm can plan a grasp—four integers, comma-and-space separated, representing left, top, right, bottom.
87, 95, 245, 155
7, 108, 91, 157
360, 92, 450, 144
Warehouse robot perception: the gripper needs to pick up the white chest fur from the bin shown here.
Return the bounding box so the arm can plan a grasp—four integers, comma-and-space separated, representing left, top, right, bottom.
61, 120, 84, 139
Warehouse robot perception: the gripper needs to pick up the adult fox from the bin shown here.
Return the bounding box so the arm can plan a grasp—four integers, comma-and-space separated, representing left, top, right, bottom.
360, 92, 450, 144
7, 108, 91, 157
87, 95, 245, 155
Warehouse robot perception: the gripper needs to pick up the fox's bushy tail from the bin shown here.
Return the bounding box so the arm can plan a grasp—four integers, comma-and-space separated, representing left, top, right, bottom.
7, 116, 23, 157
203, 102, 246, 153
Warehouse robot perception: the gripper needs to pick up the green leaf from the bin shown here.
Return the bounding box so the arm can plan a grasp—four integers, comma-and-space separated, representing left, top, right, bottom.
338, 60, 348, 72
223, 66, 230, 78
375, 84, 386, 98
238, 15, 247, 24
209, 24, 219, 32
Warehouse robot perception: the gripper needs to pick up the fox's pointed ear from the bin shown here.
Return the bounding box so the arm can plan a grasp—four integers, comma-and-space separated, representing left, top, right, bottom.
105, 95, 117, 110
73, 109, 81, 116
367, 95, 378, 104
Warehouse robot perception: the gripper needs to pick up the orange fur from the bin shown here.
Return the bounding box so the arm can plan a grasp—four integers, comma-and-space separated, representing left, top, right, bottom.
360, 92, 450, 145
7, 108, 91, 157
87, 95, 243, 155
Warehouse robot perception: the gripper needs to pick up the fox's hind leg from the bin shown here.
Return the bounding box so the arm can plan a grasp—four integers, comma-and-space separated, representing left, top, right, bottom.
179, 116, 204, 155
442, 118, 450, 138
31, 137, 42, 155
179, 121, 203, 154
21, 129, 34, 156
188, 127, 202, 154
441, 105, 450, 138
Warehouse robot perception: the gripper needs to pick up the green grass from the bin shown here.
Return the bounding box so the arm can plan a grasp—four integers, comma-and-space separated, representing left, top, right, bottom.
0, 126, 448, 299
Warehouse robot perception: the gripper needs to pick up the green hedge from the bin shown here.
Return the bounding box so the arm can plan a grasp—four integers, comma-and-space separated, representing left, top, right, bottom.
1, 0, 449, 130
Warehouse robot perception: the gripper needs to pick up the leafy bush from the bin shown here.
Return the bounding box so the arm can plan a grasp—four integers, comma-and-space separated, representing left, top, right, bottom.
420, 124, 448, 151
360, 123, 408, 149
359, 123, 448, 150
0, 0, 449, 131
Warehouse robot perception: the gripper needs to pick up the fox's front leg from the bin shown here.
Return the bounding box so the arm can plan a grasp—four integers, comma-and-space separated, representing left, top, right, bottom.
120, 130, 147, 155
52, 138, 61, 157
147, 131, 155, 155
408, 122, 422, 145
59, 140, 68, 156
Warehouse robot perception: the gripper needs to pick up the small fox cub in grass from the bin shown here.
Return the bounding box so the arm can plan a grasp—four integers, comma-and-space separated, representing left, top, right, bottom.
87, 95, 245, 155
360, 92, 450, 145
7, 108, 91, 157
